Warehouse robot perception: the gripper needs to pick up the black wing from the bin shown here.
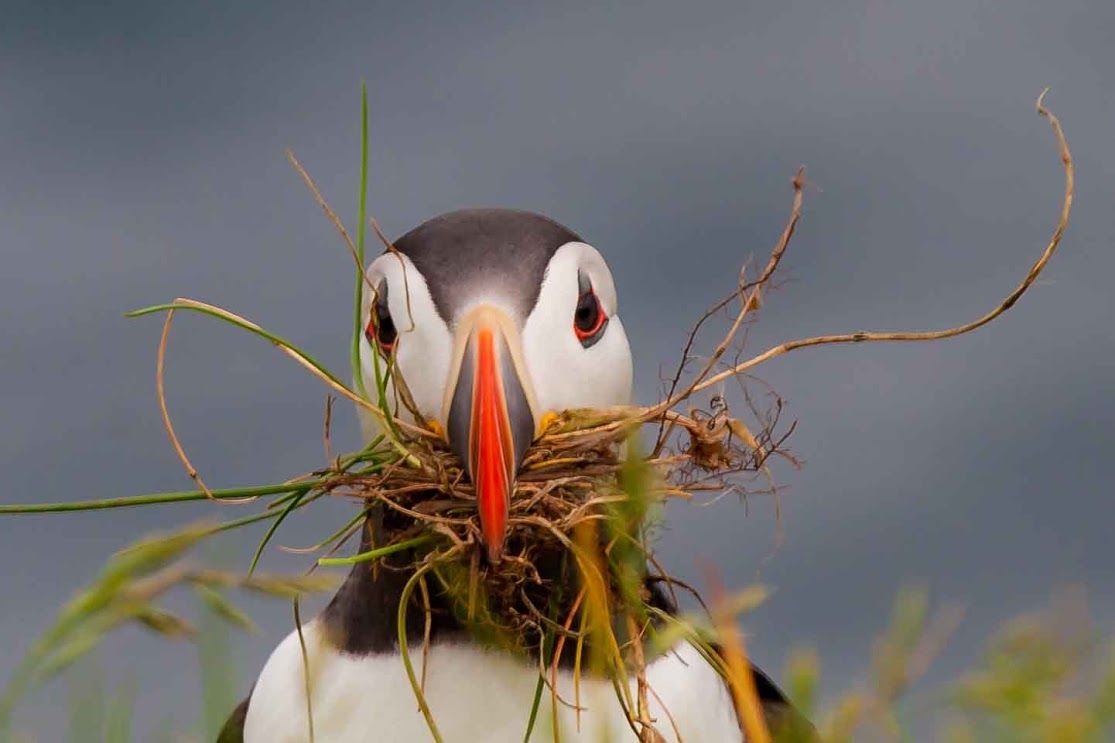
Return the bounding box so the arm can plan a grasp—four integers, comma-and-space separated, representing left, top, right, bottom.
216, 694, 249, 743
747, 661, 818, 741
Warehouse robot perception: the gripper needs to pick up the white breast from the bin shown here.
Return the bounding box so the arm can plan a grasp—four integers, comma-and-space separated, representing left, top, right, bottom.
244, 620, 741, 742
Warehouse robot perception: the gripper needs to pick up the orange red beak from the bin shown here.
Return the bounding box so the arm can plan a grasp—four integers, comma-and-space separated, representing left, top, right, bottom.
445, 308, 536, 562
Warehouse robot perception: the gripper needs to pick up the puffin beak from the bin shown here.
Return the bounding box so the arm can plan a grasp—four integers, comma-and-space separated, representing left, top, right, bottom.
445, 307, 537, 563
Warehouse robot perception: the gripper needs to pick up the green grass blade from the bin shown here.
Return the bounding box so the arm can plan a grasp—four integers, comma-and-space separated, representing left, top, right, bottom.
198, 594, 239, 740
206, 492, 308, 536
353, 82, 370, 402
247, 490, 322, 576
125, 302, 347, 389
127, 300, 415, 463
317, 534, 433, 567
397, 563, 444, 743
291, 508, 369, 556
522, 633, 551, 743
103, 679, 135, 743
67, 656, 107, 743
0, 482, 317, 514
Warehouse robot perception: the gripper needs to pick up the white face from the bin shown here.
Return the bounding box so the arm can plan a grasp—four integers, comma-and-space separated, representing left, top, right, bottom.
356, 241, 634, 442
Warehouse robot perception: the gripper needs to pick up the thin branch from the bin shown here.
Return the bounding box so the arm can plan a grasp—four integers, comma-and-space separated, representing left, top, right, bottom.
130, 298, 433, 453
322, 395, 335, 465
371, 218, 417, 334
285, 148, 373, 293
684, 93, 1072, 399
654, 167, 806, 453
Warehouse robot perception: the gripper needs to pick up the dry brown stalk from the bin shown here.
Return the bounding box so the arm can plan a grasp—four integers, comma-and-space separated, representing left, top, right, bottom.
704, 568, 773, 743
285, 148, 371, 292
156, 309, 224, 503
678, 91, 1072, 401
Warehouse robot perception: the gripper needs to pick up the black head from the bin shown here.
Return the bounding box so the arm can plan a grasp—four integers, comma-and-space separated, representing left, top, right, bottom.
393, 208, 582, 323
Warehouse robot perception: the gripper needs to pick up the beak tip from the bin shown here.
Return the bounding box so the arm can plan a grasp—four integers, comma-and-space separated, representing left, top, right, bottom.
482, 513, 508, 563
486, 540, 504, 564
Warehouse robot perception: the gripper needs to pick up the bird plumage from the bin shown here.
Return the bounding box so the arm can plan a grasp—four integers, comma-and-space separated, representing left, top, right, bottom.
222, 209, 811, 742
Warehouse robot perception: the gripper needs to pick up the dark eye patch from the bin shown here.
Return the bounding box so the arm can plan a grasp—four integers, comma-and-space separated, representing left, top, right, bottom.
365, 281, 398, 353
573, 271, 608, 348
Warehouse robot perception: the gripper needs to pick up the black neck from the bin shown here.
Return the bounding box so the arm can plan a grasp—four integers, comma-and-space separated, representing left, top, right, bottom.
316, 507, 799, 730
319, 505, 459, 654
319, 505, 676, 658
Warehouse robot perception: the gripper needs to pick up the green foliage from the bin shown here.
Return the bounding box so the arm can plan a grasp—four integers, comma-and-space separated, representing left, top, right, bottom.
0, 519, 337, 739
946, 604, 1115, 742
64, 661, 137, 743
777, 589, 1115, 743
66, 658, 108, 743
605, 432, 655, 615
352, 81, 370, 403
785, 647, 820, 721
198, 592, 240, 741
102, 680, 136, 743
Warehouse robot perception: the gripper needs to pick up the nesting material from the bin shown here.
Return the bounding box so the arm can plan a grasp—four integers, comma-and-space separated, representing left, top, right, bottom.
320, 401, 787, 650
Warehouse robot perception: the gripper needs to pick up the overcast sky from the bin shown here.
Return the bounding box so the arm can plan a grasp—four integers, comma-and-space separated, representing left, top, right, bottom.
2, 0, 1113, 738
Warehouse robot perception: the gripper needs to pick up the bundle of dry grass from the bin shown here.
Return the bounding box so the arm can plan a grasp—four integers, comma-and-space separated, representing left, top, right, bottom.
305, 396, 795, 741
0, 91, 1072, 742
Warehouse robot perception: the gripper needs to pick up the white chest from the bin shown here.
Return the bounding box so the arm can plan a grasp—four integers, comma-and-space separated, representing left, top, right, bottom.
244, 620, 741, 742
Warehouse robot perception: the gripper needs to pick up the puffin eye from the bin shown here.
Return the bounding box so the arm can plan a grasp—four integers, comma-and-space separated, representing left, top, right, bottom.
573, 280, 608, 348
365, 288, 398, 354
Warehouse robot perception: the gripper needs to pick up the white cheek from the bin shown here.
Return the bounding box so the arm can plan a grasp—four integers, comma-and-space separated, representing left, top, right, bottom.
394, 320, 453, 421
356, 254, 452, 439
522, 314, 633, 414
357, 319, 452, 438
596, 316, 634, 404
522, 242, 633, 414
584, 316, 634, 407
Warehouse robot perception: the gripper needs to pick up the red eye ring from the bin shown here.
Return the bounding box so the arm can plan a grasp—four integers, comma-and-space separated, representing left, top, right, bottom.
573, 289, 608, 347
365, 317, 397, 354
366, 288, 398, 355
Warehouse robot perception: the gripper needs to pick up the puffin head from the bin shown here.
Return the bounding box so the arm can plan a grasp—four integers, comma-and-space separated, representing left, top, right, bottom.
357, 209, 633, 562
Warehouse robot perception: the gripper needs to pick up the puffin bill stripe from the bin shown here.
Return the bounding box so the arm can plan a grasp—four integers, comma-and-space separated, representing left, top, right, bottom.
445, 307, 537, 564
470, 326, 514, 561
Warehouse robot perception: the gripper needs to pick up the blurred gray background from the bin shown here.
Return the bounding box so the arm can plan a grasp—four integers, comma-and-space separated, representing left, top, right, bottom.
2, 0, 1113, 738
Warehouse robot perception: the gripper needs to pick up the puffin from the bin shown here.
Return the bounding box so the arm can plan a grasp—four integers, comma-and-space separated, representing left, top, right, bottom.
220, 209, 809, 742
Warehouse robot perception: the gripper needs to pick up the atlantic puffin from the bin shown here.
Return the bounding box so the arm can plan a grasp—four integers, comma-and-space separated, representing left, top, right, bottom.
219, 209, 809, 742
